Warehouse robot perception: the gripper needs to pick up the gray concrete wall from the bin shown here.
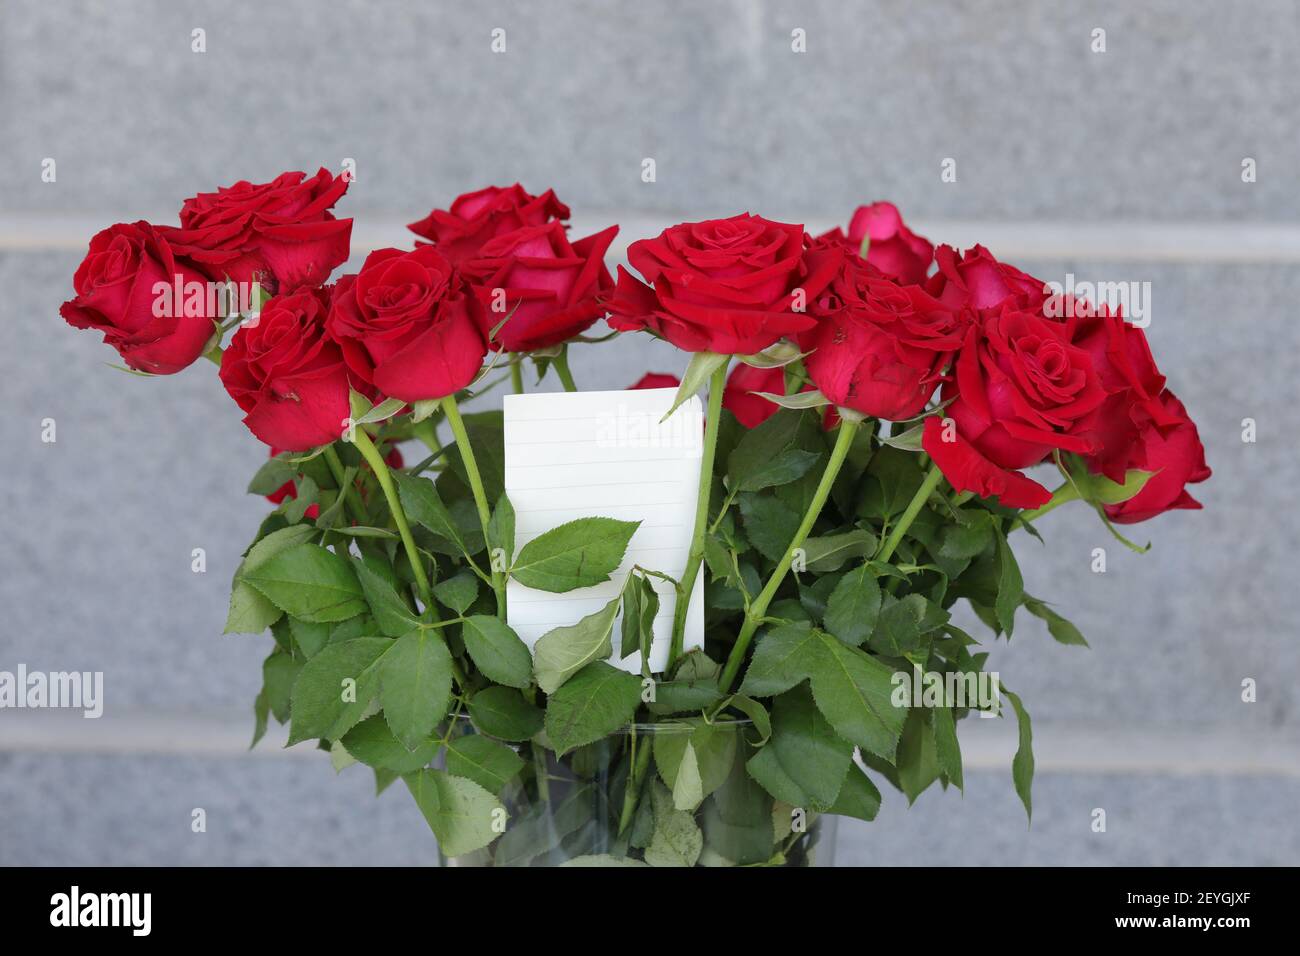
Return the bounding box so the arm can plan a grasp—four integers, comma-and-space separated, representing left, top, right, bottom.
1, 0, 1296, 866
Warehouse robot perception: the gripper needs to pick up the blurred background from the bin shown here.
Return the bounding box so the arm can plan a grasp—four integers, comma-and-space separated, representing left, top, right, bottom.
2, 0, 1297, 865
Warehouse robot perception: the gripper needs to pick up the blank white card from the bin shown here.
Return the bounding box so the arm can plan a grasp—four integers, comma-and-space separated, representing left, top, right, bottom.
504, 387, 704, 674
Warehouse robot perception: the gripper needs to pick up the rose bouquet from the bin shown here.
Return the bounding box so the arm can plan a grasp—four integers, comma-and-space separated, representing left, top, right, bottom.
60, 171, 1209, 866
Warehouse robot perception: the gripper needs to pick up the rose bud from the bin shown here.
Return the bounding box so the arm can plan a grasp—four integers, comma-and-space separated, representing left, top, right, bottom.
408, 184, 571, 264
629, 373, 681, 390
326, 246, 486, 403
462, 221, 618, 352
59, 220, 215, 374
219, 287, 352, 451
922, 308, 1108, 508
816, 202, 933, 285
1101, 391, 1210, 524
803, 250, 966, 421
927, 244, 1048, 313
604, 214, 842, 355
161, 168, 352, 294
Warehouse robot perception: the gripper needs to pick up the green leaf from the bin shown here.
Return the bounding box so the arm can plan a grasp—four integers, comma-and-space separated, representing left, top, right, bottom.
769, 685, 853, 811
823, 564, 882, 646
287, 637, 391, 744
446, 418, 506, 505
737, 494, 801, 564
353, 556, 421, 637
995, 533, 1023, 636
828, 762, 882, 821
543, 661, 643, 755
486, 492, 516, 568
745, 744, 808, 806
246, 454, 300, 495
727, 410, 821, 493
510, 517, 640, 593
738, 623, 820, 698
341, 715, 439, 772
394, 472, 467, 551
619, 571, 643, 661
224, 524, 319, 634
858, 445, 924, 520
433, 571, 479, 615
1004, 688, 1035, 822
379, 630, 454, 751
800, 530, 875, 573
868, 593, 927, 656
242, 543, 367, 623
561, 855, 649, 867
403, 769, 505, 857
931, 702, 964, 791
444, 735, 525, 793
749, 388, 830, 410
643, 780, 703, 867
261, 651, 301, 725
467, 686, 543, 741
461, 615, 533, 688
1024, 596, 1089, 647
665, 351, 727, 421
532, 596, 620, 694
654, 720, 738, 812
805, 633, 905, 760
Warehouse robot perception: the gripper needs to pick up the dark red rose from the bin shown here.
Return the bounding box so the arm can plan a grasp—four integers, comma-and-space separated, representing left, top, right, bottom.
60, 221, 215, 374
161, 168, 352, 293
922, 307, 1109, 508
629, 373, 681, 390
220, 287, 352, 451
803, 250, 966, 420
816, 202, 933, 285
326, 246, 486, 403
604, 214, 842, 355
722, 363, 786, 428
408, 184, 571, 265
927, 244, 1047, 313
1101, 390, 1210, 524
462, 221, 618, 352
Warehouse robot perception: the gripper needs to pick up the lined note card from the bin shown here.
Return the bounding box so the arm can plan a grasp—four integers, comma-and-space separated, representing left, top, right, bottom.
503, 387, 704, 674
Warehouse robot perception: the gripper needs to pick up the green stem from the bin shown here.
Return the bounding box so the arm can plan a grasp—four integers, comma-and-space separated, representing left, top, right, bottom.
351, 428, 431, 607
1015, 482, 1079, 526
321, 445, 367, 525
442, 394, 506, 616
876, 461, 944, 565
716, 416, 861, 695
617, 731, 653, 836
552, 346, 578, 392
203, 345, 223, 366
668, 360, 729, 669
511, 360, 525, 394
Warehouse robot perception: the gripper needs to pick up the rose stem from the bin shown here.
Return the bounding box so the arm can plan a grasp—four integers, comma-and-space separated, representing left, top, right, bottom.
552, 345, 578, 392
350, 427, 432, 608
876, 461, 945, 565
321, 445, 368, 525
441, 393, 506, 617
510, 360, 525, 394
716, 415, 861, 695
666, 360, 729, 670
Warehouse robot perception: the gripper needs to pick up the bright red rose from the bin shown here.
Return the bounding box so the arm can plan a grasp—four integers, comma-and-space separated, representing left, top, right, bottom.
60, 221, 215, 374
922, 307, 1109, 508
408, 184, 571, 265
160, 169, 352, 294
1101, 391, 1210, 524
927, 244, 1048, 313
220, 288, 351, 451
462, 221, 618, 352
604, 214, 842, 355
629, 373, 681, 390
803, 251, 966, 420
816, 202, 933, 285
722, 363, 786, 428
327, 246, 486, 403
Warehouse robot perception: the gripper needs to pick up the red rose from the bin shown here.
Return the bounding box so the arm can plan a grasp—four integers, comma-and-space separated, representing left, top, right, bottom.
408, 184, 571, 265
605, 214, 842, 355
1101, 390, 1210, 524
220, 288, 352, 451
928, 244, 1047, 313
803, 251, 966, 420
922, 307, 1109, 508
816, 202, 933, 285
60, 221, 214, 374
161, 168, 352, 293
722, 363, 786, 428
463, 221, 618, 352
326, 246, 486, 403
629, 373, 681, 390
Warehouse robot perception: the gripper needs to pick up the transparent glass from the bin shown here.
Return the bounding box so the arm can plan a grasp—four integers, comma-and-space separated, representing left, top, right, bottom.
438, 719, 838, 867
